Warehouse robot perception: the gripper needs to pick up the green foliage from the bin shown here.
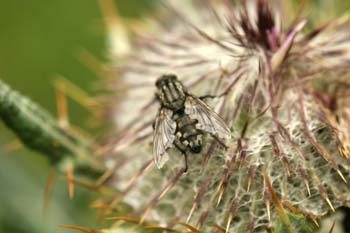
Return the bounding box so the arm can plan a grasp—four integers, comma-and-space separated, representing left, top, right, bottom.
274, 213, 316, 233
0, 79, 103, 177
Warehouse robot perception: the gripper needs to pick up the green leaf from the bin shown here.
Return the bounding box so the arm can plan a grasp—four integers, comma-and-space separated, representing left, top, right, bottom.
274, 213, 316, 233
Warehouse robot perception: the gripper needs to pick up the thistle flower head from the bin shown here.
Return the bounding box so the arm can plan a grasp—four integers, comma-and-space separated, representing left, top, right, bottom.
100, 0, 350, 232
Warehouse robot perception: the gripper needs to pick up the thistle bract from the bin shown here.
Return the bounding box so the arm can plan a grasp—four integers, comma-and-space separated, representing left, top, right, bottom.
101, 0, 350, 232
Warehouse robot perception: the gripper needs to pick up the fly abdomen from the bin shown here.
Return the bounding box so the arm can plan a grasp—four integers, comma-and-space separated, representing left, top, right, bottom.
179, 125, 198, 139
174, 114, 197, 135
187, 134, 203, 153
174, 114, 203, 153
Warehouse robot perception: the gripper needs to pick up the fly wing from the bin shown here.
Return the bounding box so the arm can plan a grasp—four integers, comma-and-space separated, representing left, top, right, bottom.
185, 96, 231, 140
153, 108, 176, 168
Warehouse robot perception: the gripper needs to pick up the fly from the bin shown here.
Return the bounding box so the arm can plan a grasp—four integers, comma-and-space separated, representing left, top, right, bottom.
153, 74, 231, 172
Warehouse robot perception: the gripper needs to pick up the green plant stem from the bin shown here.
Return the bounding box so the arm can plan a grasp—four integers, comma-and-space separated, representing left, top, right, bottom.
0, 79, 105, 178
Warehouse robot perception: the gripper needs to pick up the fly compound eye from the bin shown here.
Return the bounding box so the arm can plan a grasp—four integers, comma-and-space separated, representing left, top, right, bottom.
155, 79, 162, 87
170, 75, 177, 81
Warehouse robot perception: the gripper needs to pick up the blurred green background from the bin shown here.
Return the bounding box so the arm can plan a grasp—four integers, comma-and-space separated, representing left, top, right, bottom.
0, 0, 348, 232
0, 1, 155, 232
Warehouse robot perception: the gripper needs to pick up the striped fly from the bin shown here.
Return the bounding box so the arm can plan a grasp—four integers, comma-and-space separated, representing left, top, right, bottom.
153, 74, 231, 172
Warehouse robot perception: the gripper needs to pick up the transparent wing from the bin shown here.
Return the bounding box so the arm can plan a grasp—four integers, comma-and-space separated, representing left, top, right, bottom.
153, 108, 176, 168
185, 96, 231, 140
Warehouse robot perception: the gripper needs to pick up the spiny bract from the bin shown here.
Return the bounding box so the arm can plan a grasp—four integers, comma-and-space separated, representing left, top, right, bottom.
101, 0, 350, 232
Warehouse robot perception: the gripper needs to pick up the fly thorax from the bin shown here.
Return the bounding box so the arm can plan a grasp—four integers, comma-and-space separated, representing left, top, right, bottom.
160, 83, 185, 109
155, 74, 187, 111
158, 78, 186, 111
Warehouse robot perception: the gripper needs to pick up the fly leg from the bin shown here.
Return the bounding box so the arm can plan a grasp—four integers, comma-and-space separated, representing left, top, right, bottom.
200, 88, 231, 101
212, 134, 229, 150
182, 152, 188, 173
199, 95, 217, 101
174, 139, 188, 173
